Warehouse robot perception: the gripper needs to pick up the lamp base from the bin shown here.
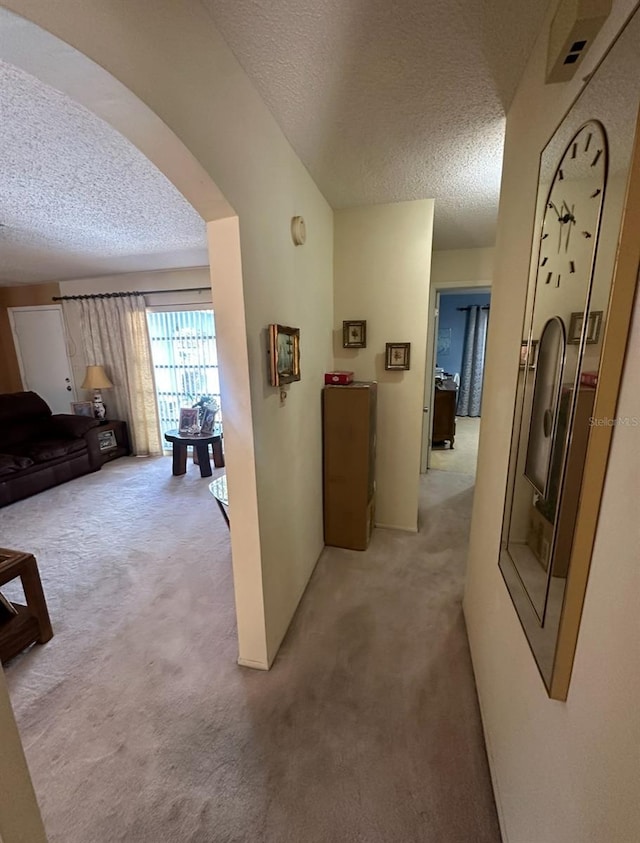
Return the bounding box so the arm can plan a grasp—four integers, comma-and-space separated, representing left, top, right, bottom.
92, 391, 107, 420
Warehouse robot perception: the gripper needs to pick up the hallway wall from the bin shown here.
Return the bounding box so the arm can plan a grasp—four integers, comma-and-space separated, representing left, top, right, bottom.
463, 2, 640, 842
333, 200, 434, 532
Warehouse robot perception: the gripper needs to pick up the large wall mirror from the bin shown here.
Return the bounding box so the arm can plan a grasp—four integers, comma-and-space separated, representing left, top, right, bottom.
499, 6, 640, 701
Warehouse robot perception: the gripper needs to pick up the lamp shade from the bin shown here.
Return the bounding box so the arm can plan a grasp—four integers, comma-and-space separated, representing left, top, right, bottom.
81, 365, 113, 390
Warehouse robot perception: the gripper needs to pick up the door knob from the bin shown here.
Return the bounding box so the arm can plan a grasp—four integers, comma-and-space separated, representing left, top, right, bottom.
66, 385, 72, 392
423, 407, 429, 413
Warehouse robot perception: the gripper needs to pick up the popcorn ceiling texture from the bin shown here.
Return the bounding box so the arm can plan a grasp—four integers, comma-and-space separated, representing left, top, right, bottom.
0, 60, 208, 285
202, 0, 549, 249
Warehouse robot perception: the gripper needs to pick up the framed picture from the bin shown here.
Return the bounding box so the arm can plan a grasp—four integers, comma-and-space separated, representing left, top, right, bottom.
71, 401, 94, 417
385, 342, 411, 371
568, 310, 603, 344
179, 407, 199, 434
200, 407, 217, 435
268, 324, 301, 387
97, 429, 117, 452
342, 320, 367, 348
519, 339, 539, 369
437, 328, 451, 356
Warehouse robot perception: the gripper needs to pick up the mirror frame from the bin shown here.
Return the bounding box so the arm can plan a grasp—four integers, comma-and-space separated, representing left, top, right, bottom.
498, 27, 640, 700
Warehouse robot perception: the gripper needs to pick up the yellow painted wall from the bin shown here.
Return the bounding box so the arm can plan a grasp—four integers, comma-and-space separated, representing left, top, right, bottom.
431, 247, 494, 289
0, 669, 47, 842
333, 200, 434, 531
463, 2, 640, 841
0, 282, 60, 393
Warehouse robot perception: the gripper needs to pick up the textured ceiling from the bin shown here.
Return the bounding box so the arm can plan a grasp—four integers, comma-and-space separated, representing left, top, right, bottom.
0, 60, 208, 286
202, 0, 551, 249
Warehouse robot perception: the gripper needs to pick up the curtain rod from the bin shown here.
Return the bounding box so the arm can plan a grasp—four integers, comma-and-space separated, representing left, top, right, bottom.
457, 305, 490, 311
52, 287, 210, 302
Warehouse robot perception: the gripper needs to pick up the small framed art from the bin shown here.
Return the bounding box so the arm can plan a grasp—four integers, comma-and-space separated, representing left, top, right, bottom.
385, 342, 411, 371
71, 401, 94, 417
568, 310, 603, 344
519, 339, 539, 369
342, 320, 367, 348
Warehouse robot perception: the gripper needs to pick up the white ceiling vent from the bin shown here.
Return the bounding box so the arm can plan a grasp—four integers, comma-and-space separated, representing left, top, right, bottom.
546, 0, 612, 84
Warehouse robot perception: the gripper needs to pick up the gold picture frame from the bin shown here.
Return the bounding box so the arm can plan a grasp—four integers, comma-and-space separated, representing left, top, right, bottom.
268, 324, 301, 387
385, 342, 411, 371
342, 320, 367, 348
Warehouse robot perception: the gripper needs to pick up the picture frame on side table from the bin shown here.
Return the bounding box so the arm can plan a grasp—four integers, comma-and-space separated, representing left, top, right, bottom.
385, 342, 411, 371
71, 401, 94, 417
179, 407, 199, 434
200, 407, 217, 435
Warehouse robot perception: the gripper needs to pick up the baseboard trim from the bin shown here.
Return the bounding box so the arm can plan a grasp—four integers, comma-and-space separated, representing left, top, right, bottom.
375, 522, 418, 533
237, 657, 269, 671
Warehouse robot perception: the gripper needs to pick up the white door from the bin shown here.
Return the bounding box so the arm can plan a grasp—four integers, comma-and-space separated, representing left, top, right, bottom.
8, 305, 76, 413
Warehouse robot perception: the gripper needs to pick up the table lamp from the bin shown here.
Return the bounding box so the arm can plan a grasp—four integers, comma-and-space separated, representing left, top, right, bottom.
81, 365, 113, 420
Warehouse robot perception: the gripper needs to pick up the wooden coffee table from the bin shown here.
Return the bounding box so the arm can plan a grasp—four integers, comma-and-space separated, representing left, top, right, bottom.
164, 429, 222, 478
0, 548, 53, 665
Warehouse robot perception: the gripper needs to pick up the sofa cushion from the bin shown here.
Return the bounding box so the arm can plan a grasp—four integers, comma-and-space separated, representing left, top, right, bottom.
0, 453, 34, 477
0, 392, 54, 449
27, 439, 86, 463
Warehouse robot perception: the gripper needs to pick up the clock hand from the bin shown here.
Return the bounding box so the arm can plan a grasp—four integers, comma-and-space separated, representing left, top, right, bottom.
564, 203, 575, 252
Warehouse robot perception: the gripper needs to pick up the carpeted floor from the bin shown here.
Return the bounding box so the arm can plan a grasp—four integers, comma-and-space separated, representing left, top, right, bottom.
1, 457, 500, 843
430, 417, 481, 475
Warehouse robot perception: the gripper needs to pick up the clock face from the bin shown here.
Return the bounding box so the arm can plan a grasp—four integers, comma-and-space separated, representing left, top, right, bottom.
538, 121, 607, 289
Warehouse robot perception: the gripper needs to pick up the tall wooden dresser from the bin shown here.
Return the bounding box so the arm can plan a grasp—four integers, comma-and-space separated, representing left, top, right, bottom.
323, 382, 377, 550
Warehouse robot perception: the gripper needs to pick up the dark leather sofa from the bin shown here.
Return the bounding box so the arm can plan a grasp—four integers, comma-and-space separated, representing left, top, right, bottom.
0, 392, 102, 507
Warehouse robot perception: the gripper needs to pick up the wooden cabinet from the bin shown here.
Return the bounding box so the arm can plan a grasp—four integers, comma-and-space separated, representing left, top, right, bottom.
432, 385, 457, 448
323, 383, 377, 550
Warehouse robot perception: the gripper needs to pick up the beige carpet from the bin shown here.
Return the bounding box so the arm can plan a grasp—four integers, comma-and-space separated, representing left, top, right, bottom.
430, 417, 481, 475
1, 457, 499, 843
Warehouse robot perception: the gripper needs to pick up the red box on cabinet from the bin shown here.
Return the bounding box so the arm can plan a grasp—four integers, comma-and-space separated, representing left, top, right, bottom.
324, 371, 354, 385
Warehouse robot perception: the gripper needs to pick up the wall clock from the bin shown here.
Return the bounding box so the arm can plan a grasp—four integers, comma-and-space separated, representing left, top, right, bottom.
497, 5, 640, 701
538, 121, 607, 291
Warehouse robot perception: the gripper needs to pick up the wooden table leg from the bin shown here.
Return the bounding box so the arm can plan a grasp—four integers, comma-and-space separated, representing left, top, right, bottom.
21, 556, 53, 644
212, 438, 225, 468
194, 442, 212, 477
172, 442, 187, 475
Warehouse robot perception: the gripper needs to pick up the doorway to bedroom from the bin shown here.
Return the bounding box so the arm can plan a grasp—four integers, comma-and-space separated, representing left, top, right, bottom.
427, 288, 491, 476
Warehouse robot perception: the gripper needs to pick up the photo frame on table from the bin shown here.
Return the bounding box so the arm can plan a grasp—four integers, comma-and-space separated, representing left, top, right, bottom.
71, 401, 94, 417
568, 310, 603, 344
200, 407, 217, 435
342, 320, 367, 348
385, 342, 411, 371
179, 407, 199, 434
268, 324, 301, 387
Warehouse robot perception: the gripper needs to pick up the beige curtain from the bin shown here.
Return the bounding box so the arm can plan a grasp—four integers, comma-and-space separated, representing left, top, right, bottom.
71, 295, 162, 456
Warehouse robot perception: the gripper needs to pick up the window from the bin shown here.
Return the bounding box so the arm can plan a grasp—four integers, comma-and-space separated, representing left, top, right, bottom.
146, 309, 221, 448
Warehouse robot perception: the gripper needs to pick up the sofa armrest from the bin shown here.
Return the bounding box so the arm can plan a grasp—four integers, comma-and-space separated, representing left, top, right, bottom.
51, 413, 100, 438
